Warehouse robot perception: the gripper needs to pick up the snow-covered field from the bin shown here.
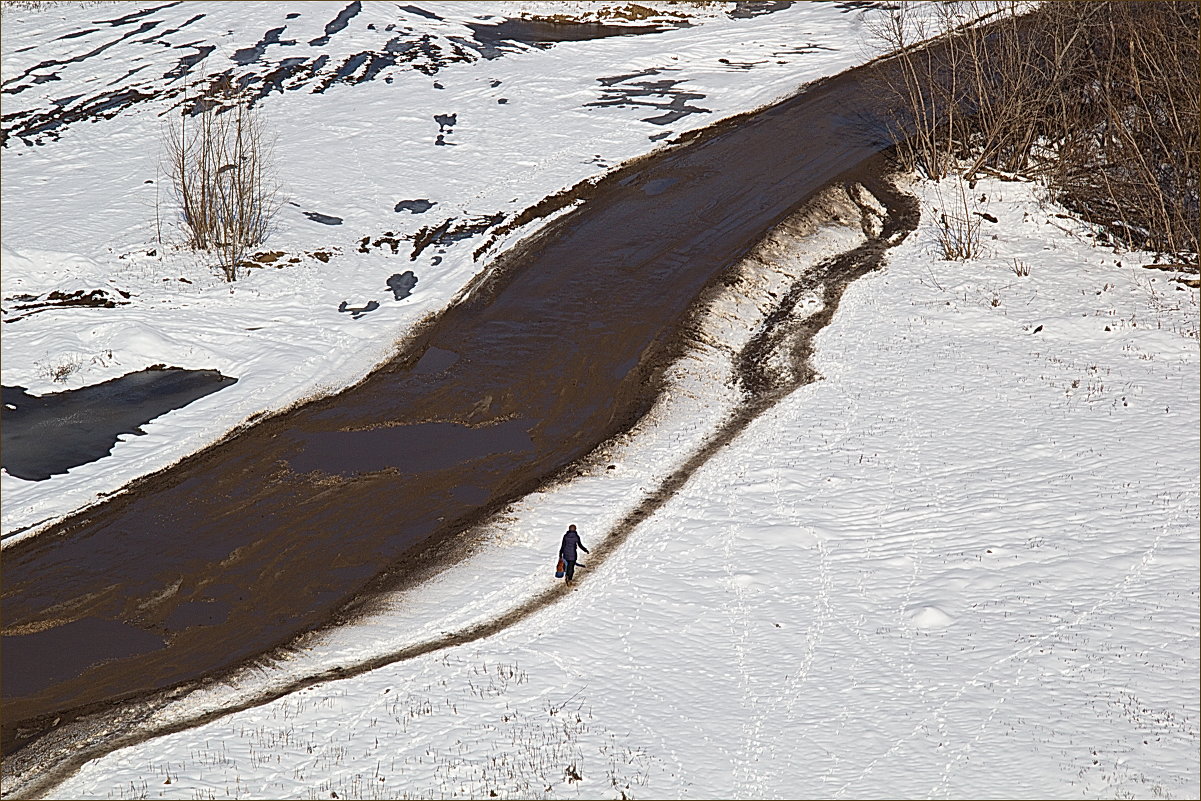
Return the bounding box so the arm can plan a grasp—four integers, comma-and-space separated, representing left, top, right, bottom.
2, 0, 889, 539
3, 2, 1198, 799
38, 175, 1201, 798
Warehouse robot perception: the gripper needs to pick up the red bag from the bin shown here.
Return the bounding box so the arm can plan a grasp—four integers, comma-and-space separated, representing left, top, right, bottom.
555, 558, 566, 578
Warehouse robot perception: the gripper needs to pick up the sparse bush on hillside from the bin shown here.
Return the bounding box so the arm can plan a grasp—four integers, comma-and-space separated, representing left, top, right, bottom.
872, 0, 1199, 258
931, 178, 984, 261
163, 78, 280, 281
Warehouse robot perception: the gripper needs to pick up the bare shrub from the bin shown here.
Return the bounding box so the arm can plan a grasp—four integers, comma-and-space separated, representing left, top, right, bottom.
1038, 1, 1199, 256
869, 1, 1199, 257
931, 179, 983, 261
866, 2, 1006, 180
164, 79, 280, 281
37, 355, 82, 384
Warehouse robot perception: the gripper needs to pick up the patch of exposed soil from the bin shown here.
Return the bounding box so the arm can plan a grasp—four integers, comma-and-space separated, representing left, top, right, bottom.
2, 289, 130, 324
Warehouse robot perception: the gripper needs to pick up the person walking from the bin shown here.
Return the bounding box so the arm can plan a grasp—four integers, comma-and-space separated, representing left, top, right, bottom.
559, 524, 589, 583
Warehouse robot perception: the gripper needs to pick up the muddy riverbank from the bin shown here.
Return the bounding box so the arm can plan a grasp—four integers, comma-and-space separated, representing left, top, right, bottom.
1, 57, 898, 757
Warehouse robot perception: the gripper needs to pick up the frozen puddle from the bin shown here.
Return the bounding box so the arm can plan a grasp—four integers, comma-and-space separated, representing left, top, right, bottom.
465, 18, 672, 48
1, 367, 236, 482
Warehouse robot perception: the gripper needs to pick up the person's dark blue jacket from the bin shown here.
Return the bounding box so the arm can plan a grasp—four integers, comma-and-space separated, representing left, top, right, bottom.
560, 528, 588, 562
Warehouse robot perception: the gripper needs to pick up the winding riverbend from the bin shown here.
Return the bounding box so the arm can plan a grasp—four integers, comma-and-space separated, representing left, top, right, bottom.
2, 59, 897, 755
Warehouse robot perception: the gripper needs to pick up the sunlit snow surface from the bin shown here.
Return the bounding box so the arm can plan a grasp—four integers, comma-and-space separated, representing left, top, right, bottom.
2, 2, 1198, 798
2, 0, 889, 539
47, 175, 1201, 799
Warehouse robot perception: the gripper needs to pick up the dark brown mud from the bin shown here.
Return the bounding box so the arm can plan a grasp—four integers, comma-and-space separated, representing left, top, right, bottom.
1, 59, 897, 760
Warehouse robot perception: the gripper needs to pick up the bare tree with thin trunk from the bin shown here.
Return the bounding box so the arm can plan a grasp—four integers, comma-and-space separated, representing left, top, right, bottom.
164, 80, 280, 281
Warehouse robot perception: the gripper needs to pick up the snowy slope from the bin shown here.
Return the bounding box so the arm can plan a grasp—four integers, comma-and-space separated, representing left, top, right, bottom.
3, 3, 1197, 798
41, 176, 1201, 799
2, 0, 888, 539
